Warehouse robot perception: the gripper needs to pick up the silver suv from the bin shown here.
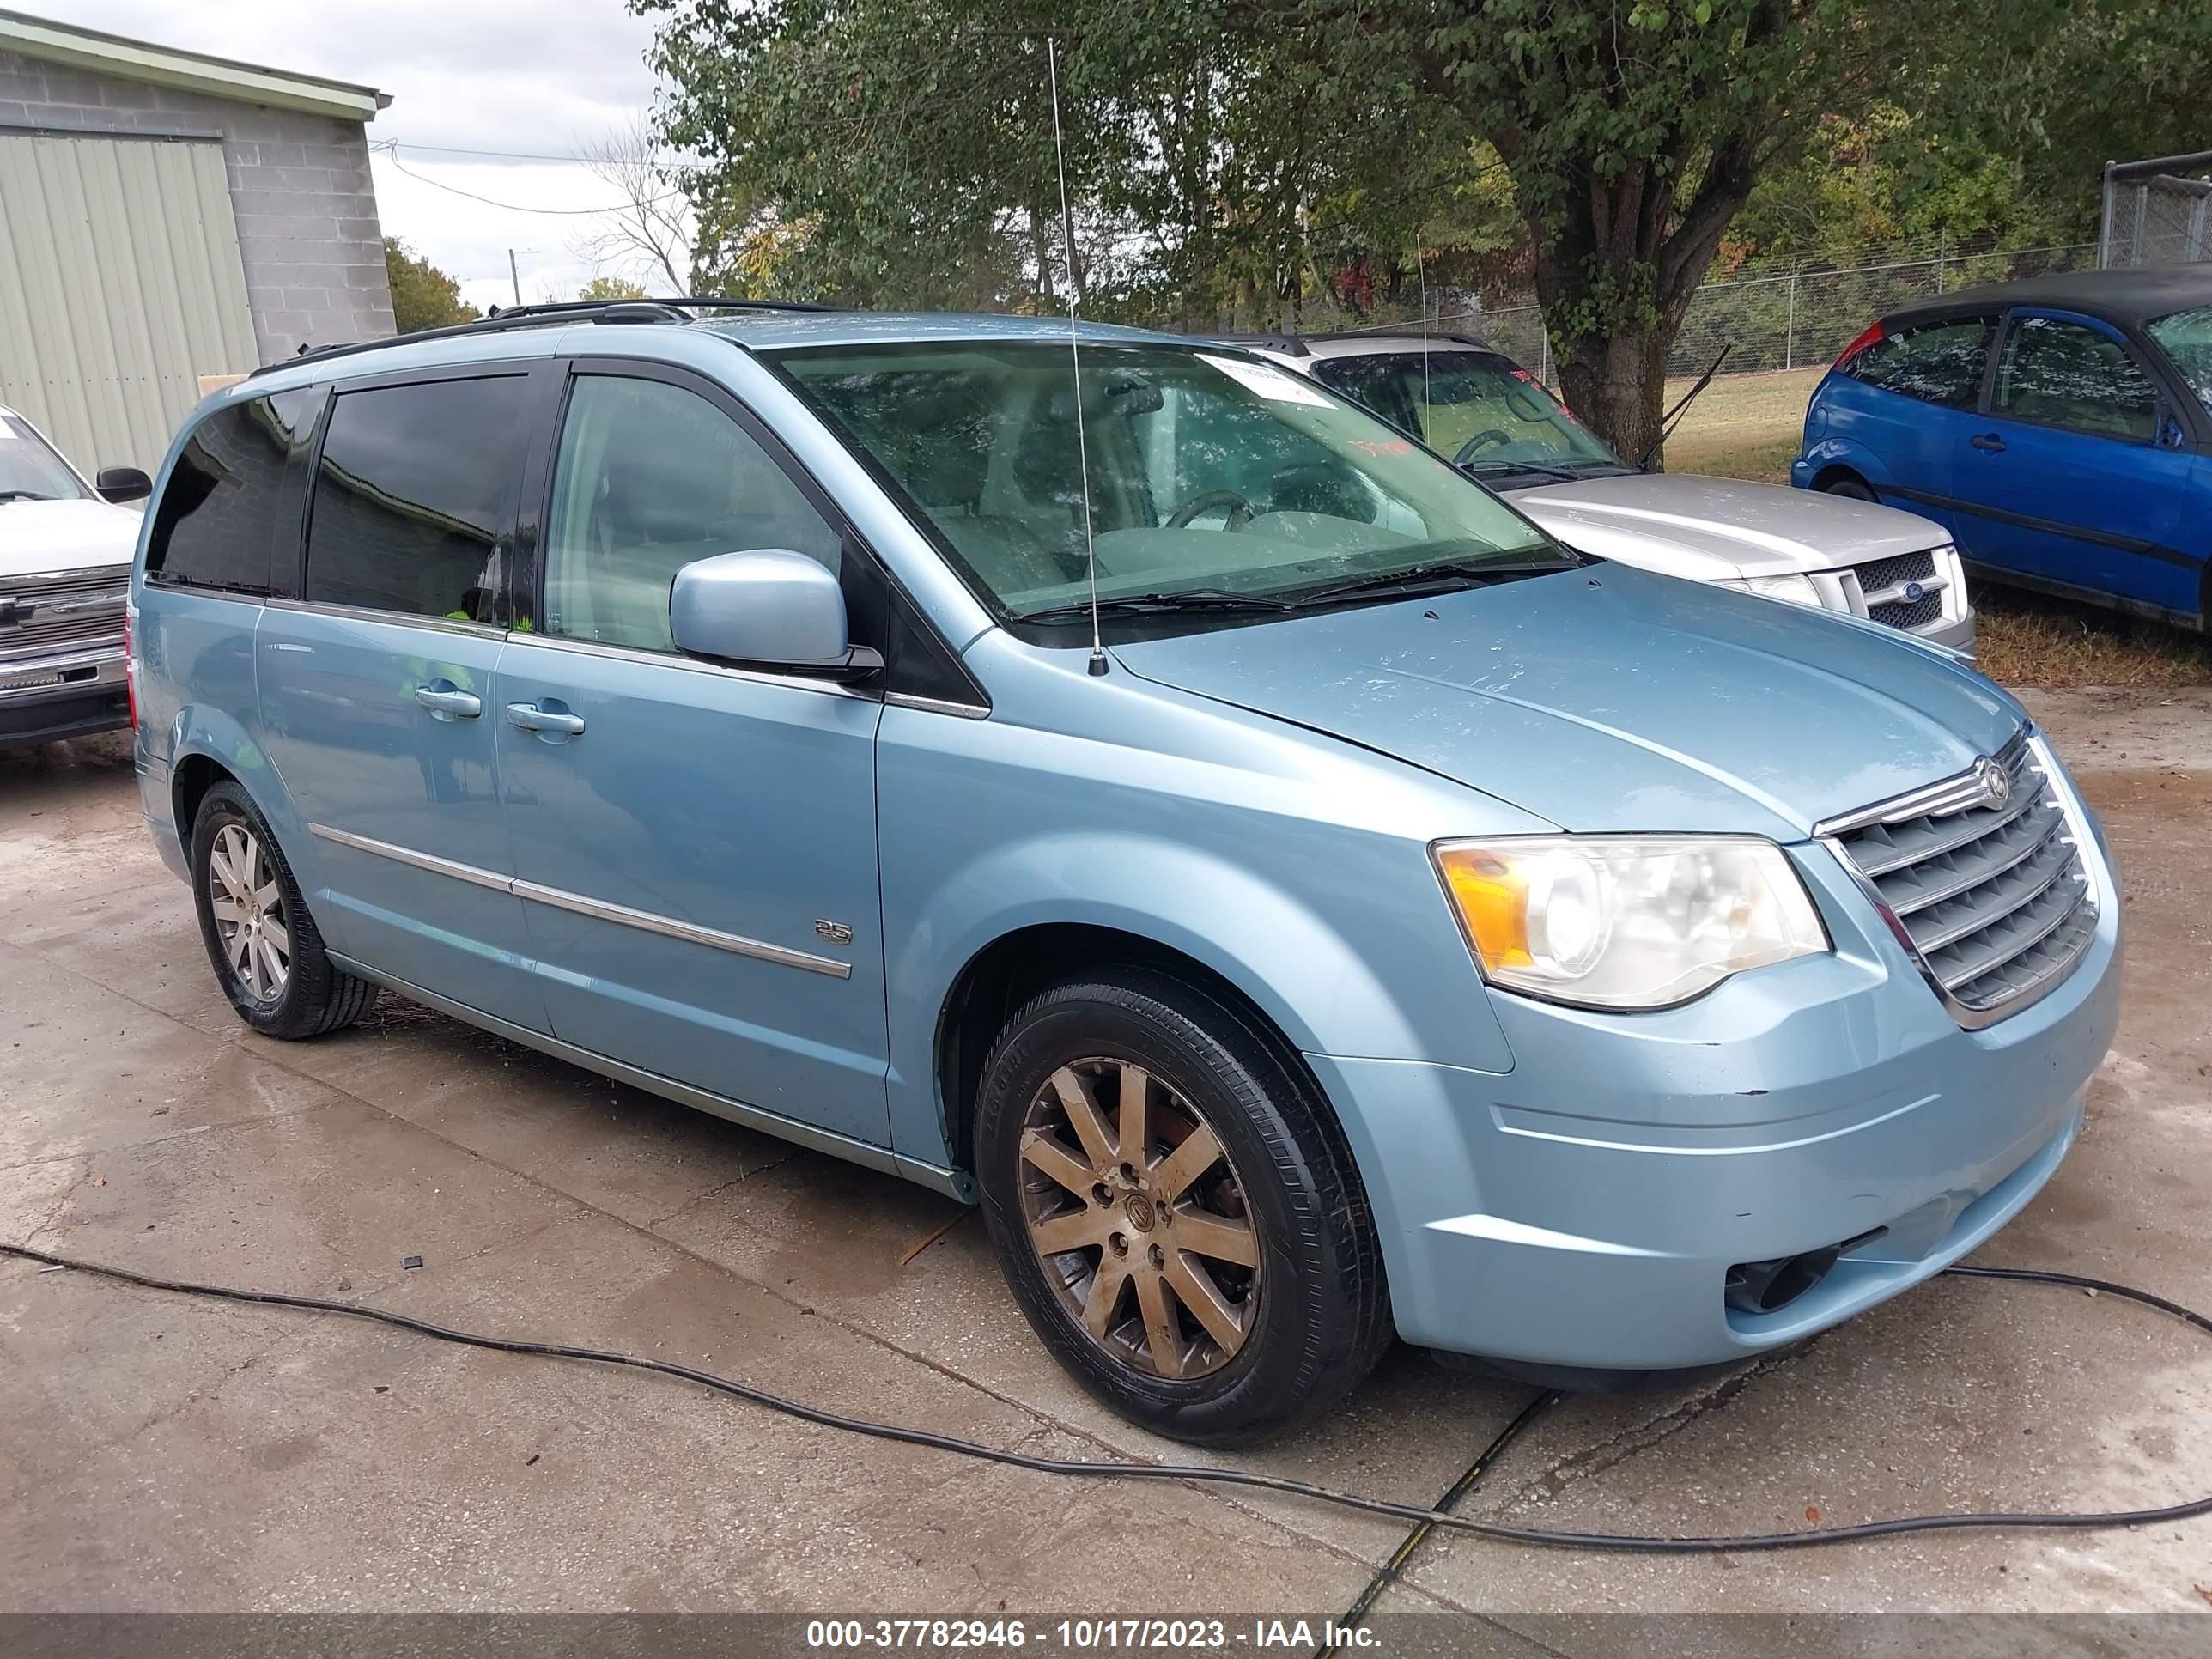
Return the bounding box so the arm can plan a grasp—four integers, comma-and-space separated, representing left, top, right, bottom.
1239, 334, 1976, 650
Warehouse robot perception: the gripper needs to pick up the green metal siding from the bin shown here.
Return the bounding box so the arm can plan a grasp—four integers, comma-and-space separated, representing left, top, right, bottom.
0, 131, 258, 472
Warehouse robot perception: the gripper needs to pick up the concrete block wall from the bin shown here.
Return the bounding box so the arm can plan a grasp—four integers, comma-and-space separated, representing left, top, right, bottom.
0, 48, 397, 363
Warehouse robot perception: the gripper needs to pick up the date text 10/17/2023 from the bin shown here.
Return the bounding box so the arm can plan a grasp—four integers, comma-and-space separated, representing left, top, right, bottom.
803, 1619, 1381, 1650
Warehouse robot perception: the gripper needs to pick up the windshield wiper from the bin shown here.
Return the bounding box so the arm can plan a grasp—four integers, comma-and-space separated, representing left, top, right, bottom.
1286, 556, 1575, 607
1462, 459, 1584, 485
1018, 590, 1296, 623
0, 490, 54, 503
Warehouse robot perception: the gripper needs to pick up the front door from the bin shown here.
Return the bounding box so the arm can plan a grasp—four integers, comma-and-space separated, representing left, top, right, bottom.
257, 370, 545, 1030
492, 365, 891, 1146
1951, 310, 2193, 615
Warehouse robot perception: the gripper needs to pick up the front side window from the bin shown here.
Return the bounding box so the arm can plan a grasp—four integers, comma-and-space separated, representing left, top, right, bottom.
1994, 315, 2158, 441
146, 389, 322, 593
1310, 349, 1626, 478
543, 375, 841, 653
0, 413, 89, 502
773, 342, 1565, 625
1843, 317, 1994, 409
305, 375, 530, 623
2146, 305, 2212, 420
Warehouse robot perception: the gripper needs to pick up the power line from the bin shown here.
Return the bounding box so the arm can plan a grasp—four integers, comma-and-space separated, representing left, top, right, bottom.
373, 143, 691, 216
375, 136, 713, 169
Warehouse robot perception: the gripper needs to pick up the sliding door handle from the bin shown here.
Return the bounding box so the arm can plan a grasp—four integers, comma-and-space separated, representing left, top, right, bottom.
1968, 432, 2007, 453
506, 702, 586, 738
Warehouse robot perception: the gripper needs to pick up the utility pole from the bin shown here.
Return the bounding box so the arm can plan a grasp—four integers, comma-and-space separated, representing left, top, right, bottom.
508, 249, 522, 307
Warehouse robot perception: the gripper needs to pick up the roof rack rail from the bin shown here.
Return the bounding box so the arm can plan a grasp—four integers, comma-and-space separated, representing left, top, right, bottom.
1206, 331, 1310, 356
252, 294, 841, 380
1308, 328, 1492, 349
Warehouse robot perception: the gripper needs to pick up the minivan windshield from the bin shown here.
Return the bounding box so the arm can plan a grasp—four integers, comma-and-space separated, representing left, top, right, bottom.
0, 414, 90, 502
771, 342, 1571, 623
1308, 349, 1630, 482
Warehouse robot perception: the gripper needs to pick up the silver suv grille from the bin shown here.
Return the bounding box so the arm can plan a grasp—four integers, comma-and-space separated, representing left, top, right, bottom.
1836, 544, 1964, 638
0, 566, 128, 664
1824, 732, 2097, 1027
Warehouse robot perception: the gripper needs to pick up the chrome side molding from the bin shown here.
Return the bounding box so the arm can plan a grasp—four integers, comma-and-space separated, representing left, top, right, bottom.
307, 823, 853, 978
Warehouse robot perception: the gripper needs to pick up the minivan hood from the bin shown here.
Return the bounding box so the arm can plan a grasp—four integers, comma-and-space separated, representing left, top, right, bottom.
1111, 562, 2021, 839
1510, 471, 1948, 580
0, 497, 140, 581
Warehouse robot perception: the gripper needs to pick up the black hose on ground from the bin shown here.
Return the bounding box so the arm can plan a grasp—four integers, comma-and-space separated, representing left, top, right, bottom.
4, 1243, 2208, 1553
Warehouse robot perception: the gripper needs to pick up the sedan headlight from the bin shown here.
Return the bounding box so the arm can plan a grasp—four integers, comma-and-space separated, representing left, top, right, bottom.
1718, 573, 1826, 608
1431, 836, 1830, 1010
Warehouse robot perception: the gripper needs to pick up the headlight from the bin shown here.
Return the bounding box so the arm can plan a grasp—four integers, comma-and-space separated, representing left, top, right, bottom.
1720, 573, 1825, 608
1431, 836, 1830, 1010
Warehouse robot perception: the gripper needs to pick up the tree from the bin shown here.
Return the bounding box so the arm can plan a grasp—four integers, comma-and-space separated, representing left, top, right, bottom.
573, 118, 697, 294
631, 0, 2075, 460
383, 238, 479, 333
579, 275, 648, 301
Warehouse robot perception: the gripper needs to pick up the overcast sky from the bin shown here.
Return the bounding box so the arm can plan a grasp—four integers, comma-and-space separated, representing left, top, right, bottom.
42, 0, 682, 310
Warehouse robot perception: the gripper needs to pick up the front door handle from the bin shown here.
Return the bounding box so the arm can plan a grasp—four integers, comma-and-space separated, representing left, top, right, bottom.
506, 701, 586, 738
414, 684, 482, 720
1969, 432, 2007, 453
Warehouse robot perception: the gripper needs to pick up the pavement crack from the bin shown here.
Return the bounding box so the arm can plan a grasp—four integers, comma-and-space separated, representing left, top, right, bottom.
641, 1152, 802, 1229
1492, 1342, 1818, 1519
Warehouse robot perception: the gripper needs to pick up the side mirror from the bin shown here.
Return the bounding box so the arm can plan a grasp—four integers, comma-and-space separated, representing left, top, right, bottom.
96, 465, 153, 505
669, 549, 882, 681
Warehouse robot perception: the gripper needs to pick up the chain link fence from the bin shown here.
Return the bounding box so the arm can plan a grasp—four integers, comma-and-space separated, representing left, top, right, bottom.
2100, 152, 2212, 267
1376, 235, 2102, 387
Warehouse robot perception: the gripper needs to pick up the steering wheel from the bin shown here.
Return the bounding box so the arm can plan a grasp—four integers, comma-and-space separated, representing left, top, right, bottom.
1451, 428, 1516, 465
1165, 488, 1255, 530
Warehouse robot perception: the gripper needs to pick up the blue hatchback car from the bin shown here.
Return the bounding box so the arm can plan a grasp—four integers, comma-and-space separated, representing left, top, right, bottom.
1796, 266, 2212, 630
131, 301, 2120, 1443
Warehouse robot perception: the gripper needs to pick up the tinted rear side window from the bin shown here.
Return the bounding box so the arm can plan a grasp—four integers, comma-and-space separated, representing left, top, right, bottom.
145, 389, 324, 594
305, 375, 529, 623
1844, 317, 1994, 409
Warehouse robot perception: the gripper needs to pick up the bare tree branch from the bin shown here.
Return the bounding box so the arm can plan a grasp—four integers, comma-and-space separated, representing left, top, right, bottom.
571, 117, 697, 294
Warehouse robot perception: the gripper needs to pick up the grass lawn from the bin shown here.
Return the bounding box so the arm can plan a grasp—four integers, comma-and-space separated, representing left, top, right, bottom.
1659, 368, 2210, 687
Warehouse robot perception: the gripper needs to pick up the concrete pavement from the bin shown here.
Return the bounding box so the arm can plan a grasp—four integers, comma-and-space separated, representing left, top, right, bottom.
2, 690, 2207, 1631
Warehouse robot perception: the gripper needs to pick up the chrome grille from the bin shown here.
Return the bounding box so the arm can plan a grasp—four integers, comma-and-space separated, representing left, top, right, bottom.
1869, 589, 1943, 630
0, 566, 127, 662
1826, 733, 2096, 1025
1850, 548, 1937, 594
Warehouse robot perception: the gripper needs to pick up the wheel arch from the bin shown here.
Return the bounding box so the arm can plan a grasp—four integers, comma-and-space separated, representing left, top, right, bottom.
1809, 461, 1874, 495
934, 922, 1324, 1174
171, 750, 237, 842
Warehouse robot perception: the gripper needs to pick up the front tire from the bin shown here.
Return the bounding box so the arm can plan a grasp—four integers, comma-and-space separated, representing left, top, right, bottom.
1820, 475, 1879, 502
975, 969, 1390, 1446
190, 781, 374, 1039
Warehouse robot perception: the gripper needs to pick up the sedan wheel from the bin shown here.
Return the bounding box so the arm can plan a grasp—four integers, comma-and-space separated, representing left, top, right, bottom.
1018, 1058, 1261, 1381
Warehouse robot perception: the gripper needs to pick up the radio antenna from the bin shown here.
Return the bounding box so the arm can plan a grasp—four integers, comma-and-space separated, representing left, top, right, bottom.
1047, 37, 1108, 677
1415, 229, 1432, 420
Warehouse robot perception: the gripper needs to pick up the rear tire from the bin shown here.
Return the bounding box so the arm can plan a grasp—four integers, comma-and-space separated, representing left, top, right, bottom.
1820, 476, 1879, 502
189, 781, 375, 1039
975, 968, 1390, 1446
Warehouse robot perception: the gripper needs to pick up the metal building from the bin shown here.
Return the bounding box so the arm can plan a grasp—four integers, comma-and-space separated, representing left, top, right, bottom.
0, 8, 395, 472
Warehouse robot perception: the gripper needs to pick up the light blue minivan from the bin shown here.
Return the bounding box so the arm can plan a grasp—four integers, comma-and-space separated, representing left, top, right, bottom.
131, 301, 2120, 1443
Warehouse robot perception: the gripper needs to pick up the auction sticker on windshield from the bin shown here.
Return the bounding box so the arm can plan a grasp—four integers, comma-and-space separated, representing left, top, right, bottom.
1197, 353, 1334, 406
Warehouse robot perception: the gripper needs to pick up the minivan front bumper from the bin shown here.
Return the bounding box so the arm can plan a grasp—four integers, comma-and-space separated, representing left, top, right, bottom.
1310, 835, 2120, 1373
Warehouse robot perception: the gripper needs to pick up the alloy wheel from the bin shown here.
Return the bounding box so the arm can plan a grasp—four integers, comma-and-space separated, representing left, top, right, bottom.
1018, 1058, 1261, 1381
208, 823, 290, 1003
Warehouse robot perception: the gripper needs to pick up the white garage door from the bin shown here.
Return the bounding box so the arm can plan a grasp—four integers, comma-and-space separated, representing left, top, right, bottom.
0, 130, 258, 475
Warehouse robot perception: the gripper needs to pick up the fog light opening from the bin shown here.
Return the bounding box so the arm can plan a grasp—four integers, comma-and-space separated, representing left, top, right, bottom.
1727, 1247, 1841, 1316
